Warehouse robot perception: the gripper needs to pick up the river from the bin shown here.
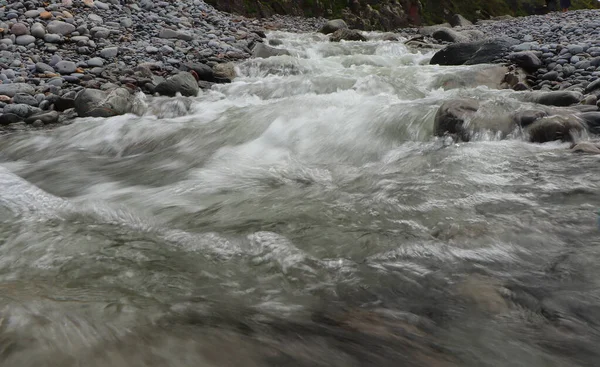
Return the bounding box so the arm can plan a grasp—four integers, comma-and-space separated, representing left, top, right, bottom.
0, 31, 599, 367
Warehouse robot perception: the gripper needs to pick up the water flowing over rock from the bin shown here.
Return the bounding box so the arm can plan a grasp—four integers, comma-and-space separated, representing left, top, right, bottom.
154, 72, 200, 97
320, 19, 347, 35
430, 37, 520, 66
330, 29, 366, 42
252, 42, 291, 58
74, 88, 140, 117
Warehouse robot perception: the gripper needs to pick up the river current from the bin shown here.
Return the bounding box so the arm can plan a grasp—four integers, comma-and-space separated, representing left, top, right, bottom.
0, 31, 599, 367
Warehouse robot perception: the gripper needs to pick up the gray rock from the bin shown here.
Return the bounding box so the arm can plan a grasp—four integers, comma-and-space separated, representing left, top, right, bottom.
525, 115, 584, 143
330, 29, 367, 42
0, 113, 22, 125
47, 21, 76, 36
0, 83, 35, 97
11, 23, 29, 36
183, 62, 215, 82
55, 60, 77, 74
25, 110, 59, 124
24, 10, 41, 18
4, 103, 38, 117
159, 29, 193, 41
15, 35, 36, 46
95, 1, 110, 10
450, 14, 472, 27
120, 18, 133, 28
586, 78, 600, 94
88, 14, 103, 24
44, 33, 62, 43
87, 57, 104, 67
320, 19, 347, 35
75, 88, 137, 117
541, 71, 559, 81
13, 93, 39, 106
31, 23, 45, 38
524, 91, 582, 106
252, 42, 291, 58
508, 51, 542, 72
146, 46, 159, 53
432, 28, 467, 43
100, 47, 118, 59
35, 62, 55, 73
154, 71, 199, 97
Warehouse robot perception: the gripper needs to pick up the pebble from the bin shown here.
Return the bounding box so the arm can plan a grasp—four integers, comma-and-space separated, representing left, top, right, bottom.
55, 60, 77, 74
87, 57, 104, 67
31, 23, 46, 38
15, 35, 36, 46
100, 47, 118, 59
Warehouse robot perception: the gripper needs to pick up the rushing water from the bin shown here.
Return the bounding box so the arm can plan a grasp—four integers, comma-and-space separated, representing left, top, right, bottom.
0, 31, 600, 367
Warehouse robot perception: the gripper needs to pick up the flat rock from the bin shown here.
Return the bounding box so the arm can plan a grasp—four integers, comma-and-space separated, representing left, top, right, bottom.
0, 83, 35, 97
55, 60, 77, 74
100, 47, 118, 59
430, 37, 520, 66
25, 110, 59, 124
252, 42, 291, 58
47, 21, 76, 36
13, 93, 39, 106
15, 35, 36, 46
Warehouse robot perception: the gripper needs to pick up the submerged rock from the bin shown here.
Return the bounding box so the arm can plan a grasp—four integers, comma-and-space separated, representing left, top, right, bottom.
433, 98, 480, 141
252, 42, 291, 58
525, 115, 585, 143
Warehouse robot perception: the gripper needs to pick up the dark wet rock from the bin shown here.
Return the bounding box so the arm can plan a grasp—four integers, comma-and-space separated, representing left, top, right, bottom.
511, 110, 548, 128
430, 37, 520, 66
269, 39, 284, 46
213, 63, 236, 82
585, 78, 600, 94
525, 115, 585, 143
571, 141, 600, 154
252, 42, 291, 58
320, 19, 348, 35
0, 113, 22, 125
158, 28, 193, 41
433, 98, 479, 141
578, 112, 600, 134
183, 63, 215, 82
524, 91, 582, 107
508, 51, 542, 72
330, 29, 366, 42
74, 87, 138, 118
35, 62, 55, 73
0, 83, 35, 97
155, 72, 199, 97
450, 14, 472, 28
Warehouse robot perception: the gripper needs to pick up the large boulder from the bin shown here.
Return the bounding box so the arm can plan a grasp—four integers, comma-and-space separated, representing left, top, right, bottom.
430, 37, 520, 66
433, 98, 480, 141
320, 19, 348, 35
0, 83, 35, 97
252, 42, 291, 58
450, 14, 472, 27
525, 115, 585, 143
154, 72, 199, 97
508, 51, 542, 72
330, 29, 367, 42
74, 88, 138, 118
432, 28, 467, 43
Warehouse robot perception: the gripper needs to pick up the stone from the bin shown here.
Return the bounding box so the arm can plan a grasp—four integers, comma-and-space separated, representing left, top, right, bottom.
585, 78, 600, 94
508, 51, 542, 72
578, 112, 600, 134
15, 35, 36, 46
47, 21, 76, 36
183, 62, 215, 82
450, 14, 472, 27
571, 141, 600, 154
0, 113, 22, 125
320, 19, 348, 35
0, 83, 35, 97
120, 18, 133, 28
10, 23, 29, 36
74, 88, 137, 117
525, 115, 584, 143
25, 10, 41, 18
213, 62, 236, 81
55, 60, 77, 74
432, 27, 467, 43
87, 57, 104, 67
154, 71, 199, 97
88, 14, 103, 24
100, 47, 118, 59
433, 98, 480, 141
541, 71, 559, 81
25, 110, 59, 124
4, 104, 38, 117
430, 37, 520, 66
40, 11, 53, 20
44, 34, 62, 43
252, 42, 291, 58
524, 91, 582, 107
31, 23, 45, 38
13, 93, 39, 106
158, 29, 193, 41
330, 29, 367, 42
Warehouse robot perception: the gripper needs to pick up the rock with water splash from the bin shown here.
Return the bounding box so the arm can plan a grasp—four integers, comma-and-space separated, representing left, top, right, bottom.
523, 91, 582, 107
433, 98, 480, 141
154, 72, 199, 97
252, 42, 291, 58
330, 29, 366, 42
525, 115, 585, 143
74, 88, 138, 117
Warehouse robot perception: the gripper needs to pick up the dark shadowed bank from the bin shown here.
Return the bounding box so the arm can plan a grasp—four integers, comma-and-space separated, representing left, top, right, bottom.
206, 0, 600, 30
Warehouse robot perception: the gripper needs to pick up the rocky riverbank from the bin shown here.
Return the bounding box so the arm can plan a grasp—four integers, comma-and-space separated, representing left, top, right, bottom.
0, 0, 325, 134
